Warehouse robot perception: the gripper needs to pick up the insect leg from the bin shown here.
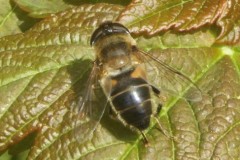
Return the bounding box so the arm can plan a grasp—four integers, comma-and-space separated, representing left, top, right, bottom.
156, 104, 162, 114
140, 131, 149, 146
151, 84, 161, 95
109, 107, 118, 120
153, 115, 173, 139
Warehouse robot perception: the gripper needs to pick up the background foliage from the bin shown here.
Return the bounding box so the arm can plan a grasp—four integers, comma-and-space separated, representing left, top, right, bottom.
0, 0, 240, 159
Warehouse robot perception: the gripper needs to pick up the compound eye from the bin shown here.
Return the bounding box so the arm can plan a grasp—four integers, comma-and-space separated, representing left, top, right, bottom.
90, 28, 104, 46
111, 23, 129, 34
90, 22, 130, 46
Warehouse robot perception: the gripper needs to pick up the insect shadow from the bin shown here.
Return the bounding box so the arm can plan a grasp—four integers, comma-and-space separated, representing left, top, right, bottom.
66, 59, 137, 144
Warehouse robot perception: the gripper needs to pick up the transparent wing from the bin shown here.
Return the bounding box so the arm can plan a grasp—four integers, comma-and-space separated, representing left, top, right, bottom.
72, 62, 108, 144
134, 50, 202, 102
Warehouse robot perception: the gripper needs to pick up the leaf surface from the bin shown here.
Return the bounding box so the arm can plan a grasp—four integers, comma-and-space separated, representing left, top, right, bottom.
13, 0, 75, 18
0, 0, 22, 37
0, 1, 240, 160
118, 0, 240, 44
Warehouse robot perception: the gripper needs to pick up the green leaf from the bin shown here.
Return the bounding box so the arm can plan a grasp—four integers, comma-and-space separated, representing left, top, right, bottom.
13, 0, 75, 18
0, 1, 240, 160
0, 0, 43, 38
0, 0, 22, 37
13, 0, 131, 18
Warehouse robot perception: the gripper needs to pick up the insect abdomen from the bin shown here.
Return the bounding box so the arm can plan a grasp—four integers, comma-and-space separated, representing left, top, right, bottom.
111, 76, 152, 131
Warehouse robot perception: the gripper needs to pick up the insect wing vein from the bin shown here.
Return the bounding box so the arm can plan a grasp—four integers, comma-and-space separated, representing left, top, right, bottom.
135, 50, 202, 102
73, 62, 107, 143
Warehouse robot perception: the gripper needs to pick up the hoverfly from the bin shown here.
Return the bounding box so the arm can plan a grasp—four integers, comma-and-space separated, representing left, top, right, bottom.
75, 22, 202, 144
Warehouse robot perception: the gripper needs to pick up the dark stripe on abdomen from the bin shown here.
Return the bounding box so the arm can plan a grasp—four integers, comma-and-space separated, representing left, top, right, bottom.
111, 78, 152, 130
